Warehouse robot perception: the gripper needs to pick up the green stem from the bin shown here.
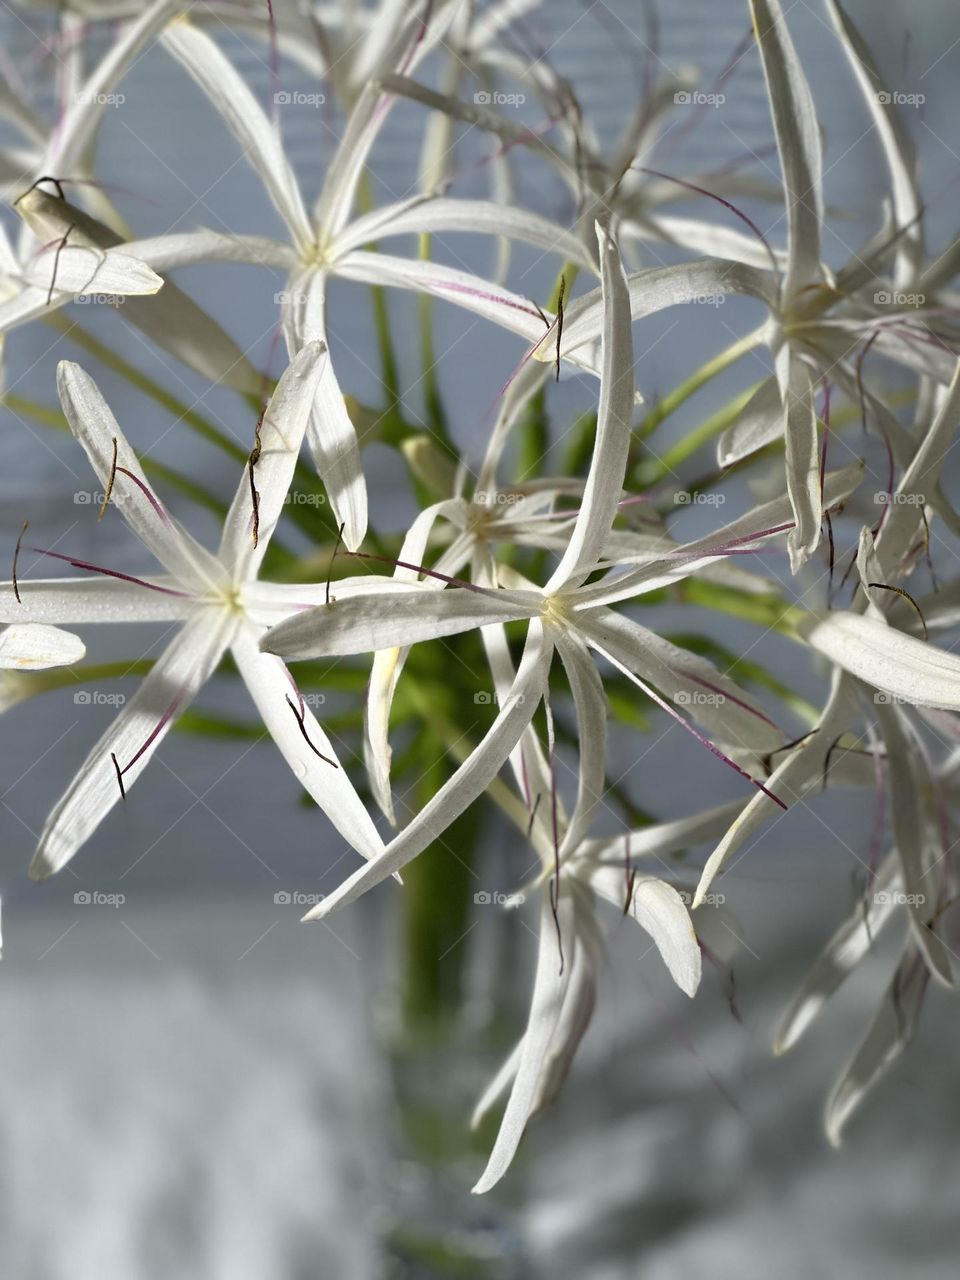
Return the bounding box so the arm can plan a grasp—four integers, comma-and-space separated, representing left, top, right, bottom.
418, 231, 451, 447
43, 312, 247, 463
637, 324, 766, 440
635, 381, 762, 485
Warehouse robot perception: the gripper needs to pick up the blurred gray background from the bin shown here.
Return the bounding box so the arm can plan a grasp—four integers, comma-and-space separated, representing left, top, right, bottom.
2, 1, 960, 1276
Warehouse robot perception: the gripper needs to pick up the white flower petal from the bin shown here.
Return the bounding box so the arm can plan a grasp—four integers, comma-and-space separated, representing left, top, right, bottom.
46, 0, 177, 174
231, 626, 384, 862
21, 246, 163, 296
775, 344, 821, 572
219, 340, 326, 580
573, 461, 863, 609
313, 0, 460, 239
262, 586, 541, 661
694, 673, 859, 905
0, 577, 192, 624
301, 620, 552, 922
334, 250, 552, 346
281, 269, 368, 551
589, 868, 702, 996
578, 608, 784, 751
717, 375, 782, 468
553, 630, 607, 858
546, 223, 633, 592
750, 0, 823, 295
873, 700, 953, 984
30, 612, 234, 880
125, 231, 297, 273
162, 19, 314, 252
472, 892, 573, 1194
826, 0, 923, 285
803, 611, 960, 709
333, 198, 596, 271
0, 623, 85, 669
56, 361, 222, 591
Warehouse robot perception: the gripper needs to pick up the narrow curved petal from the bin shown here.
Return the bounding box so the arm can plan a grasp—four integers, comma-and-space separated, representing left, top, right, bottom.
333, 198, 596, 272
125, 231, 298, 273
803, 611, 960, 709
231, 626, 384, 863
472, 893, 574, 1194
875, 361, 960, 574
314, 1, 463, 241
826, 0, 923, 285
589, 868, 701, 996
717, 375, 782, 468
162, 19, 314, 252
219, 340, 326, 580
333, 251, 551, 345
0, 623, 85, 669
57, 361, 222, 591
873, 700, 953, 984
30, 612, 233, 880
546, 223, 633, 592
363, 501, 469, 824
573, 460, 863, 609
554, 630, 607, 859
301, 620, 552, 921
281, 269, 368, 551
0, 577, 192, 625
558, 259, 776, 360
21, 247, 163, 296
262, 585, 541, 661
46, 0, 178, 175
774, 854, 900, 1055
750, 0, 823, 295
692, 674, 863, 906
578, 608, 784, 752
776, 344, 821, 572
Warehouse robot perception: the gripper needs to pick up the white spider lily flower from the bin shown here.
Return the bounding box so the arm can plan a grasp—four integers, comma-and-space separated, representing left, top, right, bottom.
469, 699, 744, 1192
381, 51, 786, 272
0, 623, 85, 669
1, 343, 385, 880
449, 629, 713, 1193
261, 227, 794, 926
126, 5, 596, 549
542, 0, 960, 570
0, 0, 266, 396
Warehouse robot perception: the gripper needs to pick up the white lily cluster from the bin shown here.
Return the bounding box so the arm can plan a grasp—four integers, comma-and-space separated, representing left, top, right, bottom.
3, 0, 960, 1189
